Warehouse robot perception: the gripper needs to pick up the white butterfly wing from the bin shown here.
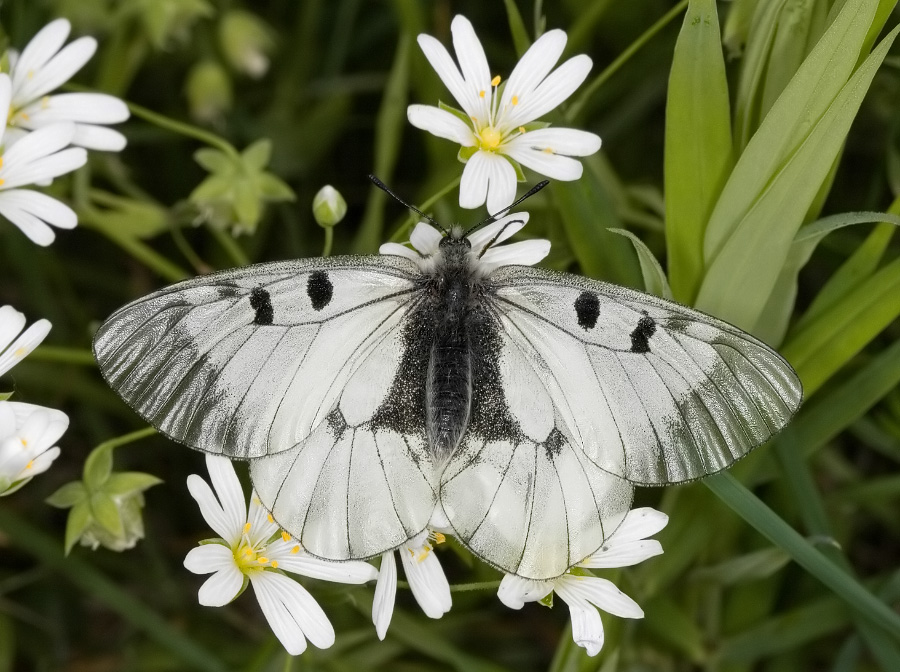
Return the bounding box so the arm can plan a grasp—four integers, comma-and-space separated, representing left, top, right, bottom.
93, 255, 421, 459
488, 265, 803, 486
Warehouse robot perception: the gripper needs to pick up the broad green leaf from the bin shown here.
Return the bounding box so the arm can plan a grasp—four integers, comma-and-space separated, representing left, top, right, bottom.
781, 255, 900, 395
353, 33, 412, 253
609, 228, 673, 299
722, 0, 761, 58
83, 443, 114, 491
664, 0, 733, 303
753, 211, 900, 345
796, 218, 897, 331
553, 157, 642, 288
696, 19, 899, 329
502, 0, 531, 56
45, 481, 87, 509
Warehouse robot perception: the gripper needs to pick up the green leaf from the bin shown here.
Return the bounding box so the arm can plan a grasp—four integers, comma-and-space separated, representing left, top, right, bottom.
664, 0, 733, 303
722, 0, 761, 58
696, 15, 899, 329
502, 0, 531, 57
83, 443, 114, 491
104, 472, 163, 497
753, 210, 900, 345
781, 255, 900, 395
45, 481, 87, 509
90, 491, 124, 537
691, 547, 791, 585
241, 138, 271, 171
64, 501, 92, 555
608, 228, 673, 299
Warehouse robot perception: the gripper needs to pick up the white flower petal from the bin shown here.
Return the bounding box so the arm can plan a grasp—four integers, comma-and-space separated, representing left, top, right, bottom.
564, 592, 606, 657
0, 190, 76, 229
21, 93, 129, 124
373, 552, 397, 640
400, 544, 451, 619
467, 212, 530, 254
276, 553, 377, 584
459, 151, 491, 209
0, 403, 16, 440
10, 20, 71, 101
581, 540, 663, 568
416, 34, 481, 119
246, 492, 279, 546
71, 125, 127, 152
450, 15, 492, 121
557, 575, 644, 619
0, 76, 11, 145
0, 200, 56, 245
407, 105, 475, 146
197, 565, 244, 607
0, 316, 51, 375
409, 221, 444, 255
254, 571, 335, 650
16, 37, 97, 104
0, 306, 27, 355
206, 455, 247, 541
608, 507, 670, 544
503, 143, 584, 181
187, 473, 237, 542
2, 122, 76, 168
484, 154, 518, 215
26, 445, 60, 476
481, 239, 550, 270
378, 242, 420, 260
497, 574, 553, 609
499, 29, 567, 114
183, 542, 234, 575
506, 127, 601, 157
506, 55, 593, 128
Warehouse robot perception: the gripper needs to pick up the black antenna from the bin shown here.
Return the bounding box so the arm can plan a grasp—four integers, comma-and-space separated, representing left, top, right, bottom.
462, 180, 549, 237
368, 174, 448, 235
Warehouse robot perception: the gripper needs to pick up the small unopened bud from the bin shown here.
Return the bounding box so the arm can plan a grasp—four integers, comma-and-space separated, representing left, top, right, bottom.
185, 60, 233, 124
218, 10, 274, 79
313, 185, 347, 227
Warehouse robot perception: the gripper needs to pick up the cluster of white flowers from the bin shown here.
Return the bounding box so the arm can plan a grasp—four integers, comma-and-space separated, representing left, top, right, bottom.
0, 305, 67, 496
0, 19, 129, 246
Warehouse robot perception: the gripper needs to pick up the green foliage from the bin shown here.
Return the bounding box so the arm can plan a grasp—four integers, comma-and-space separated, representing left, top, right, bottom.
0, 0, 898, 670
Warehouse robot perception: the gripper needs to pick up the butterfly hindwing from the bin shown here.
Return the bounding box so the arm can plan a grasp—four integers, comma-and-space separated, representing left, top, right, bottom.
487, 265, 803, 486
93, 255, 421, 458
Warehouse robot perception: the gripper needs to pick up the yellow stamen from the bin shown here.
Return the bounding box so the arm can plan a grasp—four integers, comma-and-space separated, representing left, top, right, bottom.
281, 530, 290, 542
25, 460, 34, 470
20, 438, 27, 447
0, 156, 4, 168
479, 90, 486, 98
271, 560, 278, 568
512, 95, 519, 105
244, 547, 253, 556
491, 75, 501, 87
518, 126, 526, 134
542, 147, 555, 154
0, 179, 5, 187
257, 556, 269, 564
432, 532, 446, 544
41, 96, 50, 109
27, 70, 34, 79
267, 513, 274, 523
19, 112, 29, 121
14, 348, 27, 358
243, 522, 252, 534
291, 545, 300, 554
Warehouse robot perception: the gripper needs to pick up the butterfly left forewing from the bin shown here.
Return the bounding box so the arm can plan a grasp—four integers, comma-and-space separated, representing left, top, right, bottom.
486, 265, 803, 486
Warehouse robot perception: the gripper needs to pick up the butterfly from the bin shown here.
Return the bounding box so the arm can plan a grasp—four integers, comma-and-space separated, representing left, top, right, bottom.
93, 182, 802, 580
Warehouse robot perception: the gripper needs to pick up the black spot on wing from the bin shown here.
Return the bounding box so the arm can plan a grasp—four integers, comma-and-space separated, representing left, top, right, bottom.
630, 313, 656, 353
307, 270, 333, 311
574, 291, 600, 330
249, 287, 274, 325
326, 407, 348, 439
544, 427, 565, 460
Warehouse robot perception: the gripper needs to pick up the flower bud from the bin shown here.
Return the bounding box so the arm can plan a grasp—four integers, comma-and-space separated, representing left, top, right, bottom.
185, 60, 233, 125
218, 10, 275, 79
312, 185, 347, 228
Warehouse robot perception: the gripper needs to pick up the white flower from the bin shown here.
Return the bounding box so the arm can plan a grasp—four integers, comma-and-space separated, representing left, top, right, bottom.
184, 455, 378, 656
7, 18, 129, 151
409, 15, 601, 213
372, 530, 452, 639
498, 507, 668, 657
0, 75, 87, 246
0, 305, 51, 377
0, 402, 68, 496
379, 213, 550, 274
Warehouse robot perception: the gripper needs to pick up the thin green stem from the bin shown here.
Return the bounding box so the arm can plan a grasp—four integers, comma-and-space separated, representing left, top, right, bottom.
209, 226, 250, 267
94, 426, 158, 453
28, 347, 96, 366
389, 176, 462, 242
567, 0, 689, 121
127, 101, 240, 159
322, 226, 334, 257
448, 580, 503, 593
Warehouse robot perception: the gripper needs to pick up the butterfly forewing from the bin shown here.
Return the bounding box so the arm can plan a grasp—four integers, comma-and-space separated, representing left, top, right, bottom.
486, 265, 803, 486
93, 256, 421, 458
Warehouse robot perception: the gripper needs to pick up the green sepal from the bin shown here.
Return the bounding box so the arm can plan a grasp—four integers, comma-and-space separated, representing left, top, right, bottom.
230, 576, 251, 603
0, 391, 13, 401
194, 148, 230, 173
458, 146, 478, 163
104, 472, 163, 497
46, 481, 88, 509
64, 501, 92, 555
519, 121, 551, 132
90, 491, 124, 537
198, 537, 230, 547
538, 591, 554, 608
438, 100, 471, 126
241, 139, 272, 171
500, 154, 526, 183
0, 477, 32, 497
83, 444, 114, 491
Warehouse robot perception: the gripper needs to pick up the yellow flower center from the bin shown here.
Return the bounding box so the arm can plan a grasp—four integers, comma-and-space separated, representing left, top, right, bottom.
477, 126, 503, 151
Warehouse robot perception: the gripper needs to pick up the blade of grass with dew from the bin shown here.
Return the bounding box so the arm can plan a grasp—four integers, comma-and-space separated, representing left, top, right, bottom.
0, 509, 229, 672
664, 0, 733, 304
696, 20, 899, 330
552, 158, 641, 287
352, 33, 412, 253
705, 472, 900, 640
780, 255, 900, 395
753, 210, 900, 345
608, 228, 672, 299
